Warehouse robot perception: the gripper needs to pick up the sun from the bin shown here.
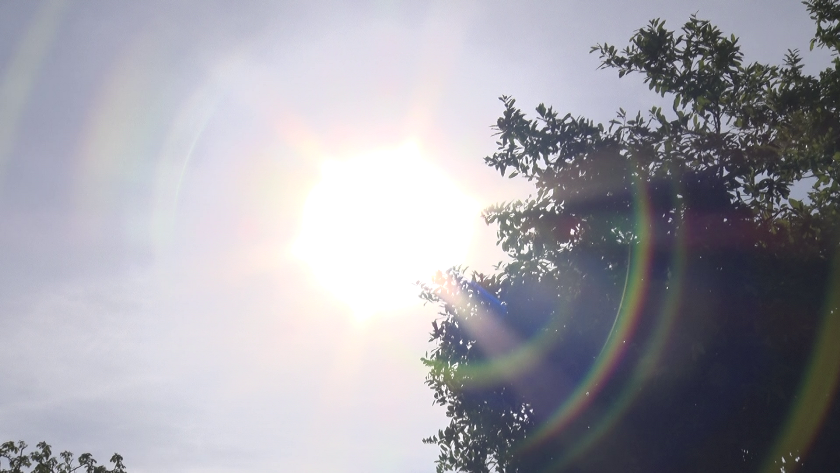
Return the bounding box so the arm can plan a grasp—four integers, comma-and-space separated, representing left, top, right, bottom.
294, 142, 479, 319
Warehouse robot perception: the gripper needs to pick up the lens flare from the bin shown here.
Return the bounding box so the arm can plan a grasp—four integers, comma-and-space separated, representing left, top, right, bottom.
540, 189, 688, 471
427, 172, 697, 470
763, 256, 840, 473
523, 175, 656, 451
0, 0, 68, 182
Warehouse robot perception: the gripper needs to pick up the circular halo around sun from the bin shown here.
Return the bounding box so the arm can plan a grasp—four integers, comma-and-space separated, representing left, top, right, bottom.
294, 143, 480, 319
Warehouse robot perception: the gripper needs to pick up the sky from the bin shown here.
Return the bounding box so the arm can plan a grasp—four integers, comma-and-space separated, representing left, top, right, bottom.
0, 1, 832, 472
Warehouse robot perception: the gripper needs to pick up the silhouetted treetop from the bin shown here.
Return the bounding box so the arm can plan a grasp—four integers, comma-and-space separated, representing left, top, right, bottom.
421, 2, 840, 472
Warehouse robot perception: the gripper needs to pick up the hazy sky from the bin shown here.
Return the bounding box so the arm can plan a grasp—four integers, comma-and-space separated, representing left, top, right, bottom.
0, 1, 830, 472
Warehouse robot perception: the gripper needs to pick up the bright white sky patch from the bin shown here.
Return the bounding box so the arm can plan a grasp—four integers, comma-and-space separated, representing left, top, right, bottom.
295, 143, 479, 318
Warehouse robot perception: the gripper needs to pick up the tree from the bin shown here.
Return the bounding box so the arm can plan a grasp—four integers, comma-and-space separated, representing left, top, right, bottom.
420, 1, 840, 472
0, 441, 126, 473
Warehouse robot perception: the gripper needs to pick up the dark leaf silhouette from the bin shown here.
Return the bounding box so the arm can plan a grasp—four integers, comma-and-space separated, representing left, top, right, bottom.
421, 2, 840, 472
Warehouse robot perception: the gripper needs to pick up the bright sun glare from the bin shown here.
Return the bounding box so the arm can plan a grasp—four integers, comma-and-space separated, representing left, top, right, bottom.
294, 143, 479, 319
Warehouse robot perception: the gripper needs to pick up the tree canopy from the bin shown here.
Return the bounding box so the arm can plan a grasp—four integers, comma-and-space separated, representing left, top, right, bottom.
421, 1, 840, 472
0, 441, 125, 473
